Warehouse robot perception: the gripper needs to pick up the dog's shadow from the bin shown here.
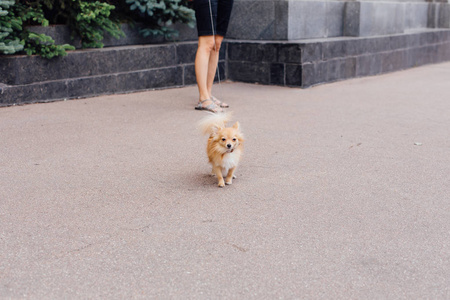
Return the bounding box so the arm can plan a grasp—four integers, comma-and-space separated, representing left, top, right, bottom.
185, 171, 242, 190
184, 172, 227, 190
195, 173, 216, 187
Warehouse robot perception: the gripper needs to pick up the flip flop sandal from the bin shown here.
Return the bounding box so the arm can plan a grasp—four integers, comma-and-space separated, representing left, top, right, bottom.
195, 99, 223, 113
211, 96, 229, 108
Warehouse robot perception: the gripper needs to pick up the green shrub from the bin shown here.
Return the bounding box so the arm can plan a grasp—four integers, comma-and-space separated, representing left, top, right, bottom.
72, 1, 125, 48
1, 0, 195, 58
0, 0, 24, 54
125, 0, 195, 40
1, 1, 75, 56
25, 32, 75, 58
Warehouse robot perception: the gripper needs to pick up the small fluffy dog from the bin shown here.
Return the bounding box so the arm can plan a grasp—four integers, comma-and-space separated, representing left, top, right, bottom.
199, 113, 244, 187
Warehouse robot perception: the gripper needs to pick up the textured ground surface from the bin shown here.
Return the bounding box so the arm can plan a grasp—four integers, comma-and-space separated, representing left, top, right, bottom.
1, 63, 450, 298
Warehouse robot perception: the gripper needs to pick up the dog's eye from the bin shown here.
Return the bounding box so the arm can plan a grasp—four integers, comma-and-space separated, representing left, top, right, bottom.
222, 138, 226, 141
232, 138, 237, 141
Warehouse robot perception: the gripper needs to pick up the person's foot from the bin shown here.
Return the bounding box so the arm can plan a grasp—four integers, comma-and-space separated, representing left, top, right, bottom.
211, 96, 229, 108
194, 99, 223, 113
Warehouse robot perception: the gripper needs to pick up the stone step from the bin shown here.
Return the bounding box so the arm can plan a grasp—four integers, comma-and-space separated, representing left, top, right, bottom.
0, 41, 230, 106
0, 42, 204, 86
0, 62, 226, 106
227, 29, 450, 88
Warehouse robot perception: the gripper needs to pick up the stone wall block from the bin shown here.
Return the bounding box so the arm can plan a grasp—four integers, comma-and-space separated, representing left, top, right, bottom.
326, 59, 341, 82
270, 63, 285, 85
428, 3, 439, 29
442, 42, 450, 61
389, 35, 408, 51
92, 75, 121, 96
285, 64, 302, 87
340, 57, 357, 80
67, 76, 99, 99
149, 67, 184, 89
277, 44, 302, 63
438, 4, 450, 28
381, 50, 407, 74
300, 43, 322, 63
301, 62, 327, 88
323, 41, 346, 60
183, 64, 196, 85
325, 2, 346, 38
343, 39, 365, 57
228, 61, 270, 85
176, 43, 198, 64
0, 57, 17, 85
344, 2, 361, 37
344, 2, 406, 37
21, 56, 68, 85
355, 54, 382, 77
288, 1, 327, 40
405, 3, 429, 30
227, 0, 288, 40
228, 43, 277, 63
406, 33, 422, 48
299, 63, 314, 88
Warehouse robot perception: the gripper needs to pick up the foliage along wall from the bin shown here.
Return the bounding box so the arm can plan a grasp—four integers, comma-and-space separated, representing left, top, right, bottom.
0, 0, 195, 58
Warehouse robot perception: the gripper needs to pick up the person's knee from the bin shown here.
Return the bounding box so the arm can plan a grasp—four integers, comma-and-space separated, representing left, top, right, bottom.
214, 36, 224, 52
198, 37, 216, 52
213, 41, 222, 52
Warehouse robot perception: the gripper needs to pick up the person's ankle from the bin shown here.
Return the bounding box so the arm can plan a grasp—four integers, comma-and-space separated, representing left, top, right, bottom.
199, 96, 211, 102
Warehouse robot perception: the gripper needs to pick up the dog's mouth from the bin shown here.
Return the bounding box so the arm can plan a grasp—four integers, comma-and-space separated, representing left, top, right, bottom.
226, 148, 234, 153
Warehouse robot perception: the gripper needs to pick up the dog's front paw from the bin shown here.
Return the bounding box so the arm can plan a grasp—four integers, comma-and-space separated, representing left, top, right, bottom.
218, 179, 225, 188
225, 180, 232, 185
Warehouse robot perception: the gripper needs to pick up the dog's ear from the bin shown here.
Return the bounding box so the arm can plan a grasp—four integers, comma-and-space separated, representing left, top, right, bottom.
211, 125, 223, 135
232, 122, 240, 130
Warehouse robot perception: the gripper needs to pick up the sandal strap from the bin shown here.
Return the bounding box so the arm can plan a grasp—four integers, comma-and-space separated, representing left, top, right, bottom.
196, 99, 222, 112
211, 96, 229, 108
198, 99, 212, 104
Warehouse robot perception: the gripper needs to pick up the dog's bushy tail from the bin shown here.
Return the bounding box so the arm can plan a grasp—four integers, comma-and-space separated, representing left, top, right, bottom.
198, 112, 232, 136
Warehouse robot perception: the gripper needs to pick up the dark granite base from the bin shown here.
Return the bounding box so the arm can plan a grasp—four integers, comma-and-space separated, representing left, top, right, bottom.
0, 67, 183, 106
227, 29, 450, 88
0, 42, 227, 106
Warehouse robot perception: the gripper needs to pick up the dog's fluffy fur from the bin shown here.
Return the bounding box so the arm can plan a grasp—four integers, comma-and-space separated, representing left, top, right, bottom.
199, 112, 244, 187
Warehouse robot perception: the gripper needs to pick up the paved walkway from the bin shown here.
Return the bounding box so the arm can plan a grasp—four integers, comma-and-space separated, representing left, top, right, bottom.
1, 63, 450, 299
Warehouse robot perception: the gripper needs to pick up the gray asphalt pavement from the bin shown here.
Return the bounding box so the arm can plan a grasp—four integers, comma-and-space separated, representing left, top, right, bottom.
1, 63, 450, 299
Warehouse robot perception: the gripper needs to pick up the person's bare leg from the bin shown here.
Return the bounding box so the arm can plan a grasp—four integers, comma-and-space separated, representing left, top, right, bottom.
195, 35, 222, 112
206, 35, 222, 96
206, 35, 228, 108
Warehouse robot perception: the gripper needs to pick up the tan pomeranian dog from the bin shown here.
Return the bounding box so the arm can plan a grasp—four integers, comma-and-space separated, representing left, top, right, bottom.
199, 112, 244, 188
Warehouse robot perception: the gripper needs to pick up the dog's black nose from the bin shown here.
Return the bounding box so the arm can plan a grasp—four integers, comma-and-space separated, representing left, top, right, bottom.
227, 144, 232, 148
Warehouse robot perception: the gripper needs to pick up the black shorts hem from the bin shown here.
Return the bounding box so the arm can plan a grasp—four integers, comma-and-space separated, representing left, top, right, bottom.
197, 31, 227, 37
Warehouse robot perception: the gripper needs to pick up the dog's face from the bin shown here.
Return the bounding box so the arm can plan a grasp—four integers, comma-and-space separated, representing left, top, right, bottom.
213, 122, 243, 153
